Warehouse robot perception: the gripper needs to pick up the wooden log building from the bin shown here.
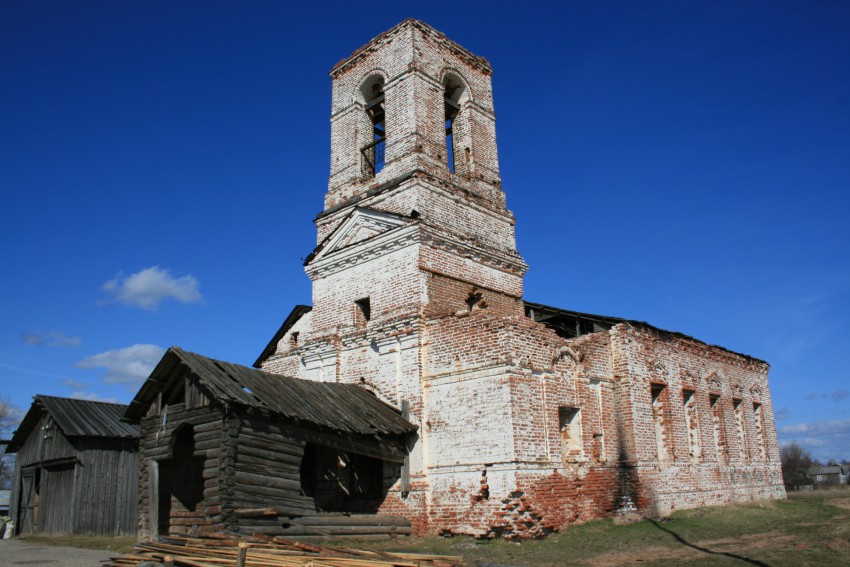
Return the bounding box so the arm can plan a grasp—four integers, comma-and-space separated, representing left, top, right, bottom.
6, 395, 139, 536
123, 347, 417, 538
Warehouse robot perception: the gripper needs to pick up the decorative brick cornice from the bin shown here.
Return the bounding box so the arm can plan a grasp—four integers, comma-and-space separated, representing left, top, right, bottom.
306, 219, 527, 280
420, 225, 528, 276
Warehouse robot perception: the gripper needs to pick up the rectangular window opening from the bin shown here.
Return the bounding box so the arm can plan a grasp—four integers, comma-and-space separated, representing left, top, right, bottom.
753, 402, 766, 461
709, 394, 726, 461
558, 406, 583, 461
651, 384, 668, 461
355, 297, 371, 325
733, 398, 747, 461
682, 389, 700, 459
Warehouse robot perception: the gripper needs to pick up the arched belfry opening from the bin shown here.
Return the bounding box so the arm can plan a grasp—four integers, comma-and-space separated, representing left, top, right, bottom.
443, 73, 468, 174
359, 75, 385, 177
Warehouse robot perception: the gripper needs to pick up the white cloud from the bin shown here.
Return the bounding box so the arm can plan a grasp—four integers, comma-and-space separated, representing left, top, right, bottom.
23, 330, 81, 348
779, 418, 850, 462
70, 391, 119, 404
76, 344, 165, 385
102, 266, 203, 310
774, 406, 790, 421
779, 419, 850, 437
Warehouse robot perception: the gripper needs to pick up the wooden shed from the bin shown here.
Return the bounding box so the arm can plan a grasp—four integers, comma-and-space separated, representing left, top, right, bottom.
124, 347, 417, 538
6, 396, 139, 536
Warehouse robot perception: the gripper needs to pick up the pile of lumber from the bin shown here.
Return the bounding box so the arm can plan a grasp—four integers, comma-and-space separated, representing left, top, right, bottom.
276, 513, 413, 539
227, 509, 414, 539
104, 533, 465, 567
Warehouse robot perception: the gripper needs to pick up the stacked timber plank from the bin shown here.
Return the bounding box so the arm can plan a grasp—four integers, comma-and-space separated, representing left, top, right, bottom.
274, 513, 412, 539
104, 533, 465, 567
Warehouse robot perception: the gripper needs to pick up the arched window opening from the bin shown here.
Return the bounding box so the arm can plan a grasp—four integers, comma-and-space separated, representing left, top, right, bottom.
443, 75, 467, 173
360, 76, 385, 177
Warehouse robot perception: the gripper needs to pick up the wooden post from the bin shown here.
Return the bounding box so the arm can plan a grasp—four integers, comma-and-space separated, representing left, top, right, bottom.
236, 542, 249, 567
163, 555, 174, 567
148, 460, 159, 538
401, 400, 410, 496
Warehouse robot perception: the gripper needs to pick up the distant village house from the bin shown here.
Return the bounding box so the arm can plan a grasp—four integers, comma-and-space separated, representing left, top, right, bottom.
808, 464, 849, 486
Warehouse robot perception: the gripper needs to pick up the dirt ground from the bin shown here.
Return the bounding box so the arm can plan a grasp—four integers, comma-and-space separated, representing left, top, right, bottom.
0, 537, 114, 566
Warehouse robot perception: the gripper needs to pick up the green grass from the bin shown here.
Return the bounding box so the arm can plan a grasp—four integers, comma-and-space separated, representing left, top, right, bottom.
359, 487, 850, 566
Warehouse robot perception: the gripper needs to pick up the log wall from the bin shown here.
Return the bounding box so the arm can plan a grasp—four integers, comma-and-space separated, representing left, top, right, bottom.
228, 413, 315, 534
138, 403, 411, 538
138, 403, 227, 538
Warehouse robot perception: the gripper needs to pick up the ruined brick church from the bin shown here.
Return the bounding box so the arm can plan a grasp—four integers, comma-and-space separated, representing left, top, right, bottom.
132, 19, 785, 539
254, 19, 785, 535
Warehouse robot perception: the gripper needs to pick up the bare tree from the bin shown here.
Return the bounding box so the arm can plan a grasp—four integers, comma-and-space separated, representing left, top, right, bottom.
0, 398, 21, 490
781, 441, 814, 491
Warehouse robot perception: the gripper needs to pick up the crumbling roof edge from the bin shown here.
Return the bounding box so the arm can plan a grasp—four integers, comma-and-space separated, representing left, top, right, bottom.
253, 305, 313, 368
330, 19, 491, 77
523, 300, 769, 366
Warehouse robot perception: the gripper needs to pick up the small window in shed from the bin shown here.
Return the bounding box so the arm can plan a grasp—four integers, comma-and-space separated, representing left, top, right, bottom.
355, 297, 371, 326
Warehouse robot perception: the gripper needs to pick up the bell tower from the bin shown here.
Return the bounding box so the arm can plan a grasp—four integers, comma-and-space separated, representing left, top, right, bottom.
265, 21, 532, 534
311, 20, 527, 324
325, 19, 505, 211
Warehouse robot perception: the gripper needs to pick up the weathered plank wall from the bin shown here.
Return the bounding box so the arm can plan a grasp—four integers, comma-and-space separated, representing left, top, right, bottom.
13, 413, 76, 467
73, 439, 139, 535
9, 414, 139, 536
39, 463, 74, 534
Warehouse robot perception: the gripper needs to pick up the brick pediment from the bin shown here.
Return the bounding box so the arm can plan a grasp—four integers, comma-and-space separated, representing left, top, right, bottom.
309, 207, 412, 264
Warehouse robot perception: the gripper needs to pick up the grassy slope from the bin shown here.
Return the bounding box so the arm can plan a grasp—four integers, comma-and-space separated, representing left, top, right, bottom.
364, 488, 850, 566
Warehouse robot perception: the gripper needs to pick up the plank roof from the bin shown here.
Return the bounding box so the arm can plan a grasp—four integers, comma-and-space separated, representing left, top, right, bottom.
125, 347, 416, 436
6, 395, 139, 453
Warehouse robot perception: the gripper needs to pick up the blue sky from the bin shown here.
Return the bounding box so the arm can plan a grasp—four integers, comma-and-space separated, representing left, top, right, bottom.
1, 1, 848, 462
